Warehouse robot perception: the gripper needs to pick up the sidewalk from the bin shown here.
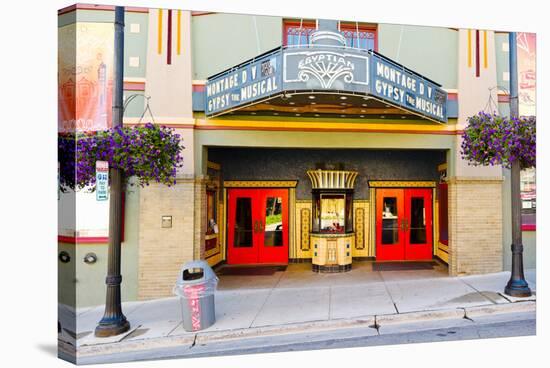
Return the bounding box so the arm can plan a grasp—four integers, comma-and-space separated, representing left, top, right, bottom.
59, 265, 536, 359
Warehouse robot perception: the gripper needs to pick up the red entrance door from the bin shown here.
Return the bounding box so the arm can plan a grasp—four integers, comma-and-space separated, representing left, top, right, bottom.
376, 188, 433, 261
227, 188, 289, 265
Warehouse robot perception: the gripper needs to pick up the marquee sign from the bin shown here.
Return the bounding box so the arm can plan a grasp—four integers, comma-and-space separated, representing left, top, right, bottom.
205, 47, 447, 123
206, 52, 282, 115
283, 49, 369, 91
370, 57, 446, 122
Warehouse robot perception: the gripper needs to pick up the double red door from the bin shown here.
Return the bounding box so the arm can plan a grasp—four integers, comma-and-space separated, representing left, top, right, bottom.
227, 188, 289, 265
376, 188, 433, 261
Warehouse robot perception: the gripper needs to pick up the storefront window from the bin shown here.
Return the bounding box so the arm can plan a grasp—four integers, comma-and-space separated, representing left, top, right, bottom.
205, 189, 218, 251
311, 190, 353, 234
283, 20, 377, 50
520, 168, 536, 229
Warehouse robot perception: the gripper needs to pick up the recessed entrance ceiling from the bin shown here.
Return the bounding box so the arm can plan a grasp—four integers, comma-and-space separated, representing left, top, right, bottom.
229, 92, 425, 120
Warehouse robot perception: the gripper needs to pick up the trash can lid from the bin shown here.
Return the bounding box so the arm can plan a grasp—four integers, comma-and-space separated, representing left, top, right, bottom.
176, 260, 218, 286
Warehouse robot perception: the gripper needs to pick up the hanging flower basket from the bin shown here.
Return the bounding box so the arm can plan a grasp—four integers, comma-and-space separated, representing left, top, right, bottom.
58, 123, 184, 191
460, 112, 535, 169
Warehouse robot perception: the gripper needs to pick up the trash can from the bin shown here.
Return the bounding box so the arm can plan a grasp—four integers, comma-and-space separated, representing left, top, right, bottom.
173, 260, 218, 332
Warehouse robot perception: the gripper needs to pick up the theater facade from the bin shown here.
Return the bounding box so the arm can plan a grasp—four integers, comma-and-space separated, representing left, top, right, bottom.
57, 5, 536, 307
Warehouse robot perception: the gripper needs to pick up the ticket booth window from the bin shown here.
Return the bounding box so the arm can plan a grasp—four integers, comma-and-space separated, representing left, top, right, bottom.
311, 191, 354, 234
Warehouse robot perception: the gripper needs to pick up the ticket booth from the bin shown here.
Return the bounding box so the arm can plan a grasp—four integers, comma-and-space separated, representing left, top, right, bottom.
308, 170, 358, 272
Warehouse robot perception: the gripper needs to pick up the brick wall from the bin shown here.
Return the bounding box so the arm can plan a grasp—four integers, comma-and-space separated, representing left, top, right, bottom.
137, 177, 204, 299
194, 179, 207, 260
448, 177, 504, 276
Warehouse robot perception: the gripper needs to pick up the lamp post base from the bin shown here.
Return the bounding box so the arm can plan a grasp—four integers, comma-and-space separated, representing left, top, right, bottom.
94, 317, 130, 337
504, 279, 532, 298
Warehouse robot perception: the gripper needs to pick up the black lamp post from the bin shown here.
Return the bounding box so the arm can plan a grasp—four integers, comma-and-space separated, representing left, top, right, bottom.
504, 31, 532, 298
95, 6, 131, 337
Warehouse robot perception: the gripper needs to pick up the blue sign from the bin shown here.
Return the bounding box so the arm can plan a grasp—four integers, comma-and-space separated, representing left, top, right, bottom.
370, 57, 447, 122
96, 161, 109, 201
283, 48, 369, 92
205, 47, 447, 123
205, 52, 282, 115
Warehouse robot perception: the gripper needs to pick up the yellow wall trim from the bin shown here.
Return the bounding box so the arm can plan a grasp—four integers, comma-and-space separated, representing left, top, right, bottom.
467, 29, 472, 68
368, 181, 436, 188
447, 176, 504, 184
223, 180, 298, 188
176, 10, 182, 55
157, 9, 163, 55
194, 118, 459, 134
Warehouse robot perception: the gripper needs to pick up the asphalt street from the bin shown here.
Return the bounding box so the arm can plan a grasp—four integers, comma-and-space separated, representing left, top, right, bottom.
76, 312, 536, 364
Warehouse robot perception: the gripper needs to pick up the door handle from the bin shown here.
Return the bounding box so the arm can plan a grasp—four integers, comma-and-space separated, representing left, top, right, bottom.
400, 218, 409, 232
254, 220, 259, 233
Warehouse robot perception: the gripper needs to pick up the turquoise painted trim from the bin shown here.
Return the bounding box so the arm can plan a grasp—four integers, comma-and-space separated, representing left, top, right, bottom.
446, 99, 458, 118
75, 9, 115, 23
495, 33, 510, 92
378, 24, 458, 90
193, 91, 205, 111
123, 12, 149, 79
58, 11, 76, 27
123, 91, 146, 118
58, 9, 149, 79
192, 13, 283, 80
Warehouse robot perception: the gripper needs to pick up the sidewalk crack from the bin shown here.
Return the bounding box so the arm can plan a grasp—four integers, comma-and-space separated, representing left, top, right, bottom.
393, 302, 399, 314
370, 316, 381, 335
381, 275, 399, 314
189, 334, 197, 349
459, 307, 474, 322
249, 273, 282, 328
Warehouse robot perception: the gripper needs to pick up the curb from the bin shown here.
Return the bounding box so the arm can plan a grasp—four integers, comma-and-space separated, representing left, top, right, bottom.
464, 300, 536, 319
75, 301, 536, 358
195, 316, 375, 344
376, 308, 465, 326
